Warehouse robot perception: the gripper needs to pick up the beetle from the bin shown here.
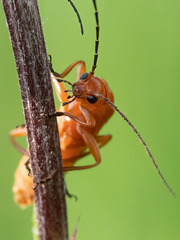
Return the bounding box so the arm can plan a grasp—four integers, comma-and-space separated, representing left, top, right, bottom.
10, 0, 175, 207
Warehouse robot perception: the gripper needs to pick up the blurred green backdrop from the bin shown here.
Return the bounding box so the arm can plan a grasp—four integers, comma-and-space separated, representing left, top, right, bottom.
0, 0, 180, 239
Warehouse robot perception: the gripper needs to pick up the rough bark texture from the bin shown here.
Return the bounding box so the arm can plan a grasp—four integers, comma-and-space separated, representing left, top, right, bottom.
2, 0, 68, 239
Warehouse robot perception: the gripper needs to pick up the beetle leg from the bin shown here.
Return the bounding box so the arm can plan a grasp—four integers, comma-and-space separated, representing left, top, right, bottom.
63, 128, 101, 171
59, 61, 86, 79
51, 111, 96, 127
10, 125, 29, 156
79, 106, 96, 126
65, 182, 78, 201
51, 61, 86, 112
95, 134, 112, 148
51, 73, 68, 103
51, 104, 96, 127
33, 130, 109, 186
25, 158, 32, 176
33, 169, 58, 190
63, 134, 112, 168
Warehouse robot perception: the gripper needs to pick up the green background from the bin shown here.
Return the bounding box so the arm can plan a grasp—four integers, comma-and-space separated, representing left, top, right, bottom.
0, 0, 180, 239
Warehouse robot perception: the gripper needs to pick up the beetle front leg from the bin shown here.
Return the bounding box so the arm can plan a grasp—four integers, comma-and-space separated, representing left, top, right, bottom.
50, 106, 96, 127
50, 111, 96, 127
51, 60, 86, 112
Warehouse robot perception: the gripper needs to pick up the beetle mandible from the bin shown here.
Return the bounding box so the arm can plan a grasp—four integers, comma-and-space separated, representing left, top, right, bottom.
10, 0, 175, 206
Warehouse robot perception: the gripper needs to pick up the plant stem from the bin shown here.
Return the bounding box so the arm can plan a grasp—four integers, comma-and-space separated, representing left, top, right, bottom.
2, 0, 68, 239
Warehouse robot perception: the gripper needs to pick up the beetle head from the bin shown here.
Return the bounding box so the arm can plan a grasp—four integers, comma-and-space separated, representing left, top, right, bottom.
72, 72, 104, 104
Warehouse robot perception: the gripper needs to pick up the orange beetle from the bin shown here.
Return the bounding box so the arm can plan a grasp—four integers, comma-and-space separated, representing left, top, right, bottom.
10, 0, 175, 207
10, 0, 114, 206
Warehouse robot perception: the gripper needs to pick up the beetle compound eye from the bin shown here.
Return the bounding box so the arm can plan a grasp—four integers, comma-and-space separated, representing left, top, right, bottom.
87, 95, 98, 104
80, 72, 89, 80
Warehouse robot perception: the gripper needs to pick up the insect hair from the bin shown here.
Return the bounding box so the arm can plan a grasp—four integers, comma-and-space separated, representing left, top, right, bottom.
93, 93, 176, 197
91, 0, 100, 74
67, 0, 84, 35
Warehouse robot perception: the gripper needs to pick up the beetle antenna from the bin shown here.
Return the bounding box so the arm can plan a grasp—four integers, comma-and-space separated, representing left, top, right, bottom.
94, 93, 176, 197
91, 0, 100, 75
67, 0, 84, 35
